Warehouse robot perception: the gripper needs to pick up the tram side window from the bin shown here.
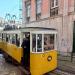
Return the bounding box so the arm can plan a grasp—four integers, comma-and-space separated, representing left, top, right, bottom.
16, 34, 20, 47
2, 33, 3, 41
32, 34, 36, 52
44, 34, 54, 51
12, 34, 16, 44
11, 34, 20, 47
0, 33, 2, 41
3, 33, 6, 41
37, 34, 42, 52
6, 34, 10, 42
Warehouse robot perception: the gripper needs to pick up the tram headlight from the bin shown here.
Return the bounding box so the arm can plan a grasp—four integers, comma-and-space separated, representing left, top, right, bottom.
47, 56, 52, 61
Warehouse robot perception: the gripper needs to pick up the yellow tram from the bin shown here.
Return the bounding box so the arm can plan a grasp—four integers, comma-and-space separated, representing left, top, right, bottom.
0, 27, 57, 75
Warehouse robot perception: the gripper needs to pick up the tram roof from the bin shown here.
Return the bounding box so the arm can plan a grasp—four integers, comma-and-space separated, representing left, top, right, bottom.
20, 27, 57, 31
1, 27, 57, 34
21, 27, 56, 30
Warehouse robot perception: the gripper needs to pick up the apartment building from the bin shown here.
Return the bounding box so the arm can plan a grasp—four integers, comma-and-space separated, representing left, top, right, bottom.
22, 0, 75, 55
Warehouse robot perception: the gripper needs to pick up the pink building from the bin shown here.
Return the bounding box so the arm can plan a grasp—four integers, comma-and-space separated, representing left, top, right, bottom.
22, 0, 75, 55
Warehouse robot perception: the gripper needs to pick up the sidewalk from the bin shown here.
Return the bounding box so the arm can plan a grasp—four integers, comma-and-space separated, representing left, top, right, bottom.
58, 55, 75, 74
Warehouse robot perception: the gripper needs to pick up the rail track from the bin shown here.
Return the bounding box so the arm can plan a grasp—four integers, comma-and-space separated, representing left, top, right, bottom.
18, 66, 75, 75
50, 68, 75, 75
18, 66, 30, 75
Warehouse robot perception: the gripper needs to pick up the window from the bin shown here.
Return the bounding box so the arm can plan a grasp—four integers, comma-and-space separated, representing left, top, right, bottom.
26, 1, 31, 22
32, 34, 36, 52
6, 34, 10, 42
32, 33, 55, 52
2, 33, 3, 41
15, 34, 20, 47
36, 0, 41, 20
12, 34, 16, 44
44, 34, 54, 51
50, 0, 58, 16
11, 34, 20, 46
32, 34, 42, 52
0, 33, 2, 40
2, 33, 6, 41
51, 0, 58, 8
37, 34, 42, 52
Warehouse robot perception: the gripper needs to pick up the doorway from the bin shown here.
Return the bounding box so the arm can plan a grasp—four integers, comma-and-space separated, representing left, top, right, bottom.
73, 22, 75, 53
21, 32, 30, 71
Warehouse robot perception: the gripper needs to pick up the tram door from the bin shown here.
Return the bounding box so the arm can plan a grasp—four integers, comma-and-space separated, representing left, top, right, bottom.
73, 22, 75, 53
22, 32, 30, 70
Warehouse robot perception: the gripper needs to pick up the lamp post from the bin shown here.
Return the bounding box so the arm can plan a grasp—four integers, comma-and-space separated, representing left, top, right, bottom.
5, 13, 11, 25
5, 13, 16, 25
11, 15, 16, 24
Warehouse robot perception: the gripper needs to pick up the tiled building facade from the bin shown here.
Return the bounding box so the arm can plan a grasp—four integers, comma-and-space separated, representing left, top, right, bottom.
22, 0, 75, 55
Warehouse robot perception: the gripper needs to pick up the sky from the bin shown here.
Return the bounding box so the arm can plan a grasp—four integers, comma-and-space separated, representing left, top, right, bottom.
0, 0, 21, 21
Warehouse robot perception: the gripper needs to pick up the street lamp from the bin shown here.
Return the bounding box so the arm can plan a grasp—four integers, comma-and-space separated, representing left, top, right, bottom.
11, 15, 16, 24
5, 13, 11, 24
5, 13, 16, 25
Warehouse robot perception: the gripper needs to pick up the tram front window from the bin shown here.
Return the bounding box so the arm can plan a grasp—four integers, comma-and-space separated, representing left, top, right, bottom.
44, 34, 54, 51
37, 34, 42, 52
32, 34, 42, 52
32, 34, 36, 52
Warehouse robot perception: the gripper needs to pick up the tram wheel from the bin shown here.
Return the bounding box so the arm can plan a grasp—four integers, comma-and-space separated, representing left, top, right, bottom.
4, 53, 12, 63
3, 52, 19, 66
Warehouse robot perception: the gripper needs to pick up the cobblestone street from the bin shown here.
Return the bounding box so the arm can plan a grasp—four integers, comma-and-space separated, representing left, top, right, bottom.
0, 54, 75, 75
0, 54, 22, 75
0, 0, 75, 75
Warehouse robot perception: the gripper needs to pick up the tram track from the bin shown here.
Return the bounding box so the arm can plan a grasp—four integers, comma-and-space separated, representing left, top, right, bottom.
18, 66, 30, 75
50, 68, 75, 75
18, 66, 75, 75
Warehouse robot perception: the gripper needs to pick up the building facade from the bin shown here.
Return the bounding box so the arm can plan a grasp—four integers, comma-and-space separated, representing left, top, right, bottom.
0, 17, 6, 27
22, 0, 75, 55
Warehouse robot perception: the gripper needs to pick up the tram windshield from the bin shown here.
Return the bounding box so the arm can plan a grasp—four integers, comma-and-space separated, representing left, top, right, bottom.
32, 34, 36, 52
32, 33, 56, 53
32, 34, 42, 52
44, 34, 54, 51
37, 34, 42, 52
